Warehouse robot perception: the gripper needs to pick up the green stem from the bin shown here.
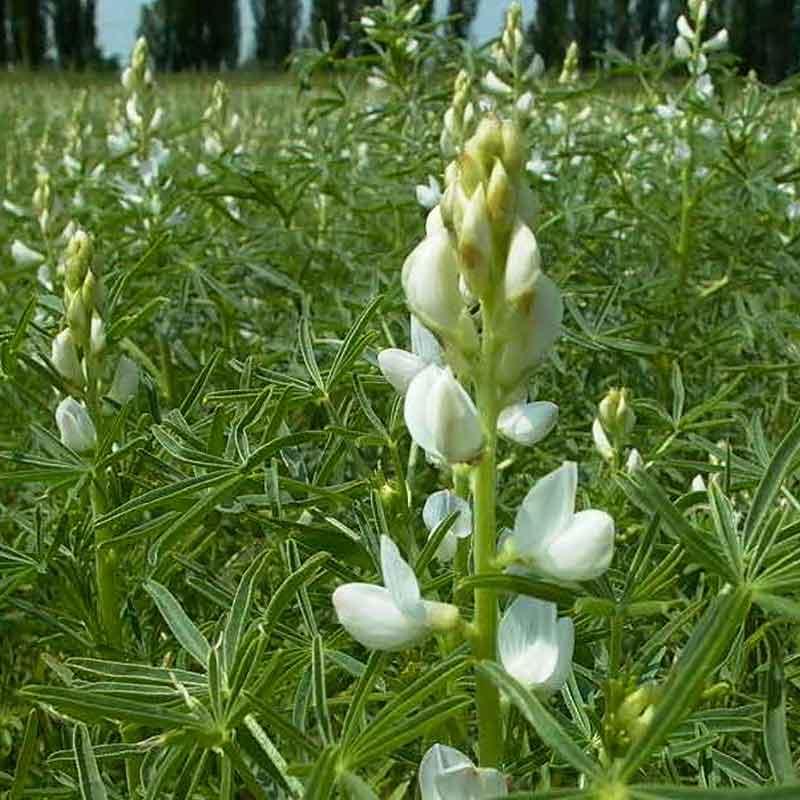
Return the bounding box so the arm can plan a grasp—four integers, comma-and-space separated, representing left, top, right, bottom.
91, 477, 122, 649
472, 307, 502, 766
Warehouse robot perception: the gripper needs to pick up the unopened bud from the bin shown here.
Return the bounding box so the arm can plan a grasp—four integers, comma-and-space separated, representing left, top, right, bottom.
504, 222, 541, 302
51, 329, 84, 386
458, 185, 492, 295
598, 388, 635, 441
55, 397, 97, 453
486, 159, 515, 229
501, 120, 524, 175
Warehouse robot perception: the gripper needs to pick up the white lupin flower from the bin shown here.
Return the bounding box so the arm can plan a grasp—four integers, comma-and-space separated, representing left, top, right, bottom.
51, 330, 84, 386
695, 73, 714, 101
592, 417, 615, 462
673, 36, 692, 61
423, 490, 472, 561
419, 744, 507, 800
691, 474, 707, 493
332, 536, 459, 651
498, 597, 574, 694
496, 273, 563, 389
401, 231, 465, 337
676, 15, 694, 39
626, 448, 644, 474
11, 240, 45, 267
498, 401, 558, 447
55, 397, 97, 453
503, 461, 615, 581
516, 91, 534, 114
378, 316, 442, 394
482, 70, 513, 96
703, 28, 728, 52
404, 365, 484, 464
108, 356, 140, 405
415, 176, 442, 210
90, 314, 106, 357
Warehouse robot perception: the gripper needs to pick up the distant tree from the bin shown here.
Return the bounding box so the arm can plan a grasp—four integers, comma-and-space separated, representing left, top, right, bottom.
573, 0, 595, 66
10, 0, 45, 67
137, 0, 240, 71
531, 0, 568, 70
636, 0, 659, 51
612, 0, 629, 53
448, 0, 479, 39
52, 0, 99, 69
251, 0, 300, 67
0, 0, 7, 65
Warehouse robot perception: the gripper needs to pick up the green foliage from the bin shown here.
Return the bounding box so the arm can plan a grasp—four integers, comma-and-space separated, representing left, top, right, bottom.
1, 2, 800, 797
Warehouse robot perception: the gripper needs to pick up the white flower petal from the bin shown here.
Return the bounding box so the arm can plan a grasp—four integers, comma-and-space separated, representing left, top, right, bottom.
410, 315, 443, 365
423, 490, 471, 538
504, 222, 542, 303
419, 745, 473, 800
378, 348, 427, 394
498, 401, 558, 446
436, 765, 508, 798
592, 418, 615, 462
677, 14, 694, 39
428, 368, 484, 463
538, 508, 615, 581
404, 364, 446, 459
332, 583, 428, 651
11, 240, 45, 267
55, 397, 97, 453
512, 462, 577, 558
498, 597, 573, 694
380, 535, 423, 619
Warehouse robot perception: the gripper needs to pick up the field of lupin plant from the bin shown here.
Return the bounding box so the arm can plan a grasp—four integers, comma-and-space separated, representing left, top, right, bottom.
2, 0, 800, 797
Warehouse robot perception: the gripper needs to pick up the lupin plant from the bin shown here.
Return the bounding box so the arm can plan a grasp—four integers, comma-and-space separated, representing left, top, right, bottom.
4, 0, 800, 797
338, 75, 616, 770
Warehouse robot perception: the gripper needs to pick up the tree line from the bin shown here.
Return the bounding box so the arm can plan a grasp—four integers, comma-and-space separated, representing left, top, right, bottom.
0, 0, 796, 82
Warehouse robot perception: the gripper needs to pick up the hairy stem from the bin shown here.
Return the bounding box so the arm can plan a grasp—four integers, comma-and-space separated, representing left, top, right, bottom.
91, 477, 122, 649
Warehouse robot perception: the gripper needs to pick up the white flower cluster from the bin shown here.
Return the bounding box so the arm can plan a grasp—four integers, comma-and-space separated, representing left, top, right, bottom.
672, 0, 728, 100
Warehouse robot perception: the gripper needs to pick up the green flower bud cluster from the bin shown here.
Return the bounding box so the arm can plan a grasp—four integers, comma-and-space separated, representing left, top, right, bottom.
201, 81, 242, 160
403, 112, 562, 403
482, 2, 543, 126
63, 228, 104, 352
32, 170, 57, 235
593, 387, 636, 463
558, 41, 580, 85
440, 70, 475, 157
64, 89, 92, 176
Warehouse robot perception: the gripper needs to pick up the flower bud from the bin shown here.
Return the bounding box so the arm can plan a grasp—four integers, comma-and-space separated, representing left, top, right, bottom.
90, 314, 106, 357
501, 120, 524, 175
677, 15, 694, 39
401, 232, 464, 338
66, 292, 90, 346
598, 388, 635, 441
404, 365, 483, 464
51, 329, 84, 386
108, 356, 140, 405
486, 159, 516, 230
458, 185, 493, 296
673, 36, 692, 61
703, 28, 728, 52
504, 222, 541, 302
11, 240, 45, 267
55, 397, 96, 453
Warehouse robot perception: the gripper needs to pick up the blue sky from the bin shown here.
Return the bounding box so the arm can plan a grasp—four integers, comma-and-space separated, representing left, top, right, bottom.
97, 0, 537, 63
